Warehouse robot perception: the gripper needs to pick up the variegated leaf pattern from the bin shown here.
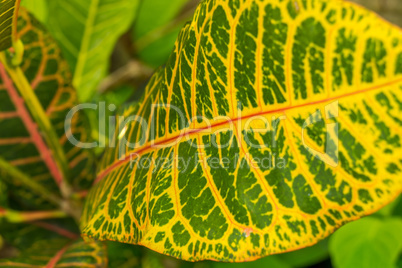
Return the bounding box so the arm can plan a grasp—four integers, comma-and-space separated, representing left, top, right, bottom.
82, 0, 402, 262
0, 9, 94, 208
0, 239, 107, 267
0, 0, 19, 50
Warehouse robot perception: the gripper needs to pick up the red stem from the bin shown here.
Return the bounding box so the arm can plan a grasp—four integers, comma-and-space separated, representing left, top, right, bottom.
45, 242, 71, 268
31, 221, 80, 240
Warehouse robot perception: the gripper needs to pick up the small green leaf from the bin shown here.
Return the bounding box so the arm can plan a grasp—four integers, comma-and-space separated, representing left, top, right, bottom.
134, 0, 190, 67
47, 0, 141, 101
136, 26, 184, 68
134, 0, 187, 38
20, 0, 47, 23
329, 217, 402, 268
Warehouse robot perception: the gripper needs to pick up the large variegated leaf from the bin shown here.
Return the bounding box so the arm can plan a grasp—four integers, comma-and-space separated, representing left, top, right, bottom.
47, 0, 140, 101
82, 0, 402, 262
0, 9, 94, 208
0, 239, 107, 267
0, 0, 20, 50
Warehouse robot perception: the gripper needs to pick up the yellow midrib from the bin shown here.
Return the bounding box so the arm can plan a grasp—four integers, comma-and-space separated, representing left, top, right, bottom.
72, 0, 100, 90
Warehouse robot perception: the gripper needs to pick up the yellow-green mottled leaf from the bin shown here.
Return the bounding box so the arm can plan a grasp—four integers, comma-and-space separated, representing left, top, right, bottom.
0, 9, 95, 208
82, 0, 402, 262
0, 239, 107, 267
0, 0, 20, 51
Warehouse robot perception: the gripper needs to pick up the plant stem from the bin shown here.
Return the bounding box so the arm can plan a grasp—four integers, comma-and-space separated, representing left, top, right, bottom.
0, 207, 67, 223
98, 60, 153, 93
31, 221, 80, 239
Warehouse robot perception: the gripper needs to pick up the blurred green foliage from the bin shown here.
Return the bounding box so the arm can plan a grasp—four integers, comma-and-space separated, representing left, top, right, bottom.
133, 0, 189, 67
329, 217, 402, 268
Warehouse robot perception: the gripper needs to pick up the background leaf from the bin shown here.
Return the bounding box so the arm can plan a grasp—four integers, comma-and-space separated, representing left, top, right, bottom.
329, 217, 402, 268
0, 238, 107, 267
20, 0, 47, 23
276, 239, 329, 267
0, 9, 94, 209
349, 0, 402, 27
0, 218, 79, 251
107, 241, 142, 268
133, 0, 192, 67
46, 0, 141, 101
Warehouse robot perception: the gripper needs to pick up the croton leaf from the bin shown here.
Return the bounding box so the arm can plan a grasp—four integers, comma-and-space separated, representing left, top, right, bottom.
0, 238, 107, 267
0, 9, 94, 208
46, 0, 140, 101
82, 0, 402, 262
0, 0, 20, 51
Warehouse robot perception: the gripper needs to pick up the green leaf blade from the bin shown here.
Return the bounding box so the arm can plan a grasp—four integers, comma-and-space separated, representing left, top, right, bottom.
47, 0, 141, 101
329, 217, 402, 268
133, 0, 190, 67
20, 0, 47, 23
